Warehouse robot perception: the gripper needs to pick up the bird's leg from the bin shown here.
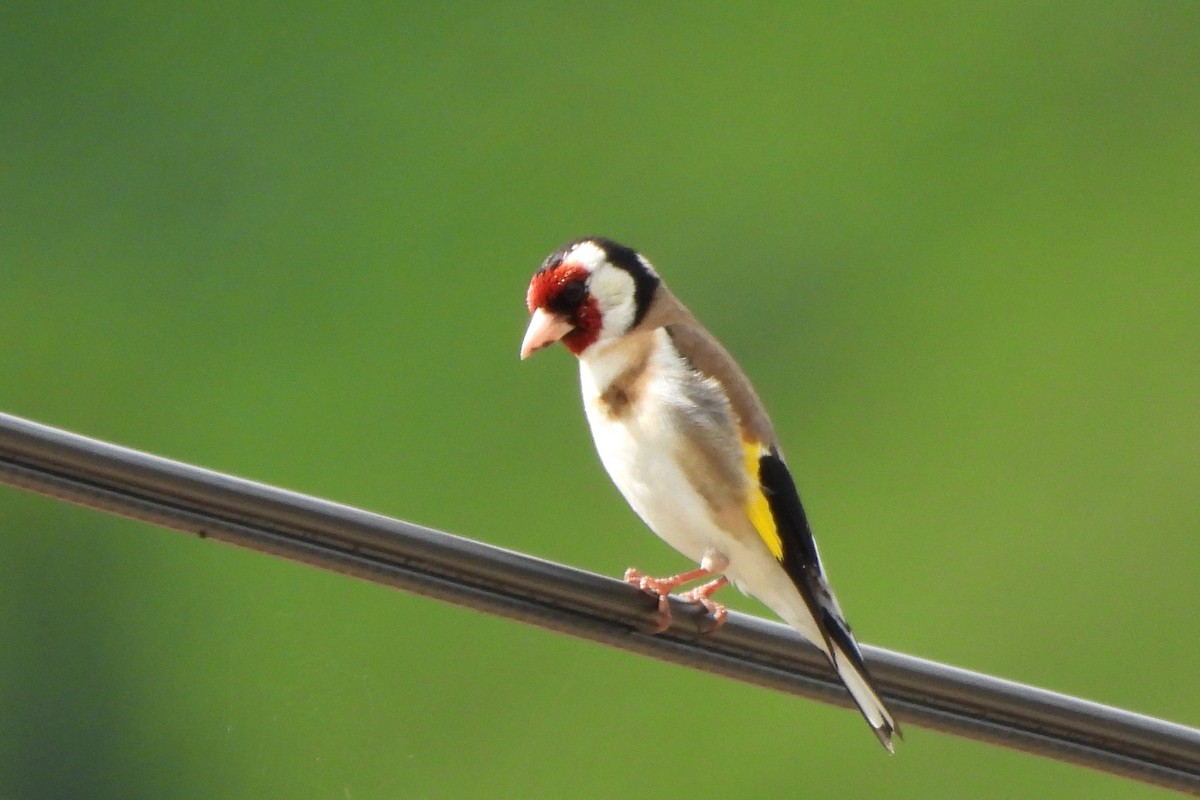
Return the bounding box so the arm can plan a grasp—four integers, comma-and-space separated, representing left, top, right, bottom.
624, 549, 730, 633
623, 566, 712, 633
680, 576, 731, 632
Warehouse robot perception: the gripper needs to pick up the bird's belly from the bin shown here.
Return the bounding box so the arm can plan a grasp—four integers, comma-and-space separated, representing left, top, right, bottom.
586, 407, 726, 564
585, 396, 828, 649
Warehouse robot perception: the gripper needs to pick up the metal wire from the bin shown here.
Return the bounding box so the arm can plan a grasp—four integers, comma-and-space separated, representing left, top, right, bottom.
0, 410, 1197, 794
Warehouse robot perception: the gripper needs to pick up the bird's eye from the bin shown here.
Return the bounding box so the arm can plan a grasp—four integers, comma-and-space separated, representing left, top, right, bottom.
553, 280, 587, 311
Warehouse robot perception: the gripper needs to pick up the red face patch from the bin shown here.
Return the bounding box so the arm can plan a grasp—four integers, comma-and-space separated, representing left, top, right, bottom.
525, 262, 602, 356
526, 263, 588, 311
561, 297, 601, 355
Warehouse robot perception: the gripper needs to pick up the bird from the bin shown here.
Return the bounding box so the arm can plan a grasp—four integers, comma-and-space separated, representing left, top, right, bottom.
519, 236, 899, 751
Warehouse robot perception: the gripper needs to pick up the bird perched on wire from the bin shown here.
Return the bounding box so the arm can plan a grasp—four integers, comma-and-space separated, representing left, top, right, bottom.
519, 237, 899, 750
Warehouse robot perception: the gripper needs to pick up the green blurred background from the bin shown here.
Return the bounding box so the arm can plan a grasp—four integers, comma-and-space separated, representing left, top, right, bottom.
2, 3, 1198, 798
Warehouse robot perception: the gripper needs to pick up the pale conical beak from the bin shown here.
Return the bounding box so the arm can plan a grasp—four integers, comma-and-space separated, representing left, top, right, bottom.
520, 307, 574, 359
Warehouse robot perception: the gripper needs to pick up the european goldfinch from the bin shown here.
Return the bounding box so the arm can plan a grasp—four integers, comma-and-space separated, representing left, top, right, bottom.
520, 237, 899, 751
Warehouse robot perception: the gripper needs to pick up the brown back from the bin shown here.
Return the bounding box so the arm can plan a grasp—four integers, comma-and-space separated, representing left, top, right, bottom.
637, 286, 779, 449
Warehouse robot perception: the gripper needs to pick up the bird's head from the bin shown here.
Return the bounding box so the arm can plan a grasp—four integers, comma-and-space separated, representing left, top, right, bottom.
519, 237, 660, 359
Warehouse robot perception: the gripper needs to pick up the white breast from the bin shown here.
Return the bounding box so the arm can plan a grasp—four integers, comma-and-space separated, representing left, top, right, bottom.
578, 330, 731, 564
577, 329, 829, 649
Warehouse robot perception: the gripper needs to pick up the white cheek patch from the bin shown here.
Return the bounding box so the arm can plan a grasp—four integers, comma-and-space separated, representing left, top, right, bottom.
588, 264, 637, 340
566, 241, 609, 272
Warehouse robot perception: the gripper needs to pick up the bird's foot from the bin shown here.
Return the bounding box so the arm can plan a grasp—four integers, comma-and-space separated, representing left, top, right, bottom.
623, 567, 724, 633
622, 567, 680, 632
680, 576, 730, 633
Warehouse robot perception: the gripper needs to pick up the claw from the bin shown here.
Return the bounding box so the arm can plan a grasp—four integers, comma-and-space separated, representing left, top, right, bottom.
623, 567, 729, 633
623, 567, 675, 631
680, 576, 730, 633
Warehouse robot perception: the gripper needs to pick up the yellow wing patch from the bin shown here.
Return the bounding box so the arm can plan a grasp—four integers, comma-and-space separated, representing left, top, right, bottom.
743, 441, 784, 561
